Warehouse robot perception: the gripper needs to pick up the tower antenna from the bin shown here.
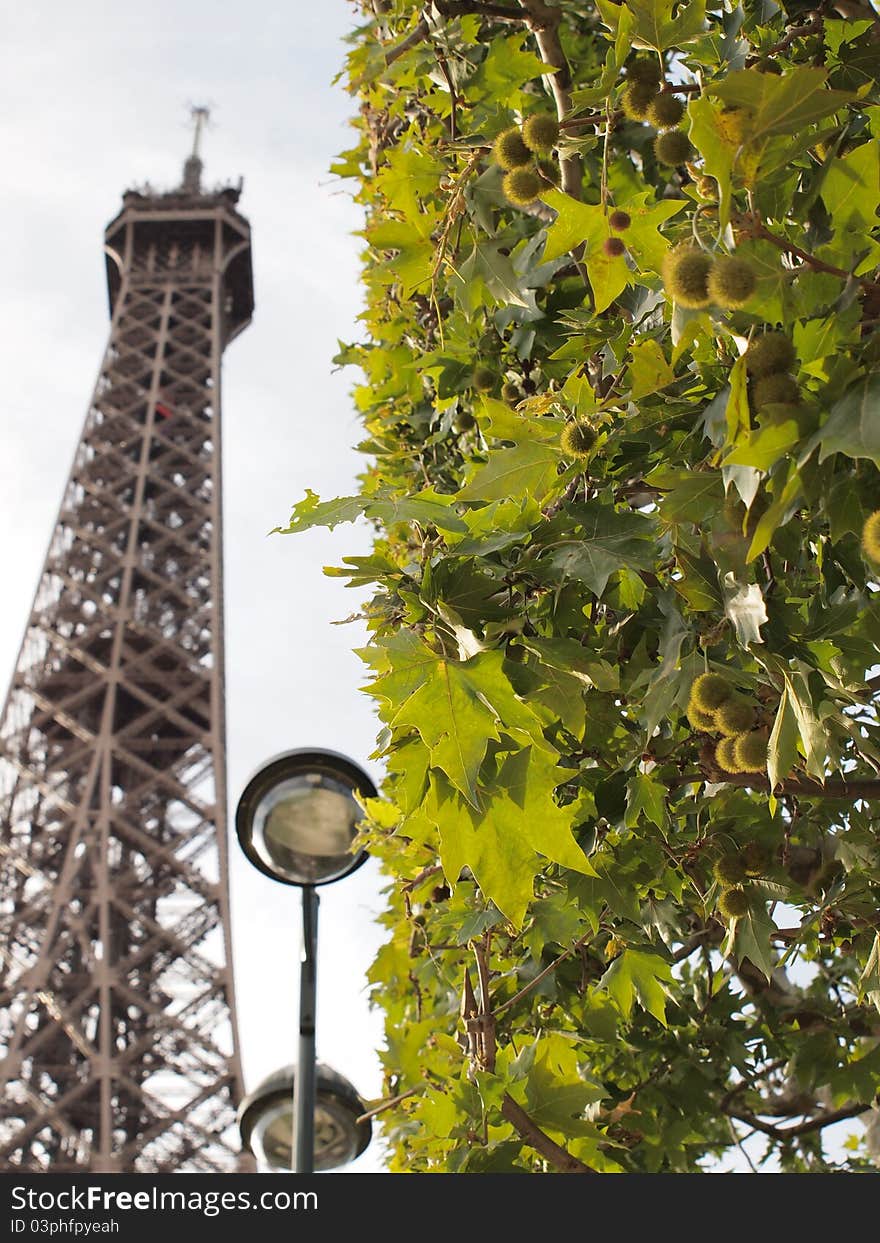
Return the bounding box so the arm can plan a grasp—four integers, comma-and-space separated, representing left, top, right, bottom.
182, 104, 211, 193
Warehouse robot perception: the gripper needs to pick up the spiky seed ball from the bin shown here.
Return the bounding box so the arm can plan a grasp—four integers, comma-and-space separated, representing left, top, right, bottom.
609, 210, 631, 232
719, 886, 749, 919
662, 247, 713, 308
648, 93, 685, 130
715, 737, 742, 773
744, 332, 796, 378
714, 854, 747, 886
687, 699, 718, 733
861, 511, 880, 564
752, 372, 800, 409
715, 699, 755, 737
501, 381, 520, 404
707, 256, 757, 308
502, 168, 542, 206
654, 129, 692, 165
603, 236, 627, 257
471, 366, 495, 393
560, 420, 597, 459
493, 126, 532, 170
740, 840, 771, 876
538, 157, 559, 185
522, 113, 560, 155
734, 731, 769, 773
453, 411, 476, 432
622, 81, 659, 121
717, 107, 753, 147
627, 56, 663, 86
692, 672, 733, 712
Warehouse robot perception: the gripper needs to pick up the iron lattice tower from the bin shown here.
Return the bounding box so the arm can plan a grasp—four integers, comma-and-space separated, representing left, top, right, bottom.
0, 115, 255, 1172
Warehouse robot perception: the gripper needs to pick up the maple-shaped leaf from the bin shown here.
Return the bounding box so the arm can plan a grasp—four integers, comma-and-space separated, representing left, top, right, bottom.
542, 189, 685, 311
708, 67, 855, 143
600, 950, 673, 1024
595, 0, 706, 52
533, 502, 656, 598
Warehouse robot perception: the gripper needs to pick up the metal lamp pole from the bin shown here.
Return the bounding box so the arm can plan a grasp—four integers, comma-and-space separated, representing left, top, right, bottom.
293, 886, 319, 1173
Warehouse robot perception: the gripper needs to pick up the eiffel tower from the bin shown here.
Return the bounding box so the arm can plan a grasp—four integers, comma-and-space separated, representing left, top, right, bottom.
0, 110, 254, 1172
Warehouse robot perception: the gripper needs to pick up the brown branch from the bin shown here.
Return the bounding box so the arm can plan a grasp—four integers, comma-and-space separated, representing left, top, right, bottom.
495, 930, 594, 1015
383, 17, 430, 68
401, 863, 443, 891
436, 0, 525, 20
517, 0, 583, 202
726, 1098, 873, 1140
501, 1093, 596, 1172
740, 216, 880, 292
745, 12, 825, 64
672, 770, 880, 799
356, 1086, 421, 1124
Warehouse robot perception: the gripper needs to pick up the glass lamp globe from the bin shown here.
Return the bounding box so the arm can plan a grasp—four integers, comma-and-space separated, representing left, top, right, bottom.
235, 750, 376, 887
238, 1064, 371, 1172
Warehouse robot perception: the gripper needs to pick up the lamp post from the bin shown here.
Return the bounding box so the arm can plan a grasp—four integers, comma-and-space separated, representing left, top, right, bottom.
238, 1064, 372, 1172
235, 749, 377, 1173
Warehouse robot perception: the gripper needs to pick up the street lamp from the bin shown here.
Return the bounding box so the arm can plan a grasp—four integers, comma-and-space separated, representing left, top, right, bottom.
235, 749, 377, 1174
238, 1063, 372, 1172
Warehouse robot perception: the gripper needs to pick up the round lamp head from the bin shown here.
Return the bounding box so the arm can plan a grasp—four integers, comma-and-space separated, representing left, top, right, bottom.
235, 749, 377, 887
238, 1063, 372, 1172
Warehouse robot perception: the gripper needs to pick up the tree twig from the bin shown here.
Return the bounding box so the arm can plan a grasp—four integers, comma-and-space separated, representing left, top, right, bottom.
356, 1086, 421, 1123
495, 930, 594, 1015
501, 1092, 596, 1172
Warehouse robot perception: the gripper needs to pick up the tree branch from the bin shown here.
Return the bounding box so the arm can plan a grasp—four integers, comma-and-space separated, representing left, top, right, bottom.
738, 215, 880, 292
495, 930, 594, 1015
672, 770, 880, 799
437, 0, 525, 20
517, 0, 583, 201
383, 17, 430, 68
726, 1098, 873, 1140
501, 1092, 596, 1172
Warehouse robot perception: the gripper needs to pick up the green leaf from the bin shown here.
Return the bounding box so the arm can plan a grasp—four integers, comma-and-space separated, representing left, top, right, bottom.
723, 417, 801, 472
727, 902, 777, 981
541, 189, 685, 309
536, 503, 656, 597
656, 471, 725, 525
858, 933, 880, 1017
519, 1034, 606, 1137
596, 0, 706, 52
625, 771, 669, 833
275, 488, 467, 535
380, 648, 546, 805
767, 685, 799, 790
815, 375, 880, 467
709, 67, 855, 142
523, 637, 620, 691
458, 441, 562, 503
628, 338, 676, 400
374, 144, 444, 217
600, 950, 672, 1025
465, 32, 554, 105
724, 355, 750, 450
687, 96, 736, 228
822, 140, 880, 232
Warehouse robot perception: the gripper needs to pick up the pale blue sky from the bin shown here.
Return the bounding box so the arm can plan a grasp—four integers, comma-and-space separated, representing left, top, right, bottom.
0, 0, 387, 1171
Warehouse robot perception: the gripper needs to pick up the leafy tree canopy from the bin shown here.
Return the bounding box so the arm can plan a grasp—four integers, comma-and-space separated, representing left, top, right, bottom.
282, 0, 880, 1172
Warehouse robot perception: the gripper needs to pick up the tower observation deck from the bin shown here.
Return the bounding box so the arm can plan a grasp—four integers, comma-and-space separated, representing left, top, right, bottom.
0, 112, 255, 1172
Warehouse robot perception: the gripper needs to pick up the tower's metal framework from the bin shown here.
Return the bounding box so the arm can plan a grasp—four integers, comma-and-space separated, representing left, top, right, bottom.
0, 118, 255, 1172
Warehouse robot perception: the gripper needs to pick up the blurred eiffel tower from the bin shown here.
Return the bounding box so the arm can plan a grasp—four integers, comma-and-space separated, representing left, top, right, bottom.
0, 109, 255, 1172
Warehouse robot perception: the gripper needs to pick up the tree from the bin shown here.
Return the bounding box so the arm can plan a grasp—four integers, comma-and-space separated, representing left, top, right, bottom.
280, 0, 880, 1172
